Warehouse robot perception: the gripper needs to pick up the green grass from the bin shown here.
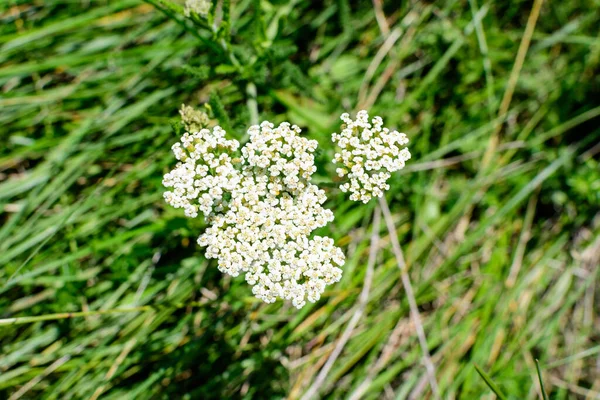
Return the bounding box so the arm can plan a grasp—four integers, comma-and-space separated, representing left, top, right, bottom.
1, 0, 599, 399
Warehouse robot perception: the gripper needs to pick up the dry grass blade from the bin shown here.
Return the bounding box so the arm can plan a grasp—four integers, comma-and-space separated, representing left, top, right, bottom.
300, 207, 381, 400
379, 196, 440, 399
480, 0, 545, 171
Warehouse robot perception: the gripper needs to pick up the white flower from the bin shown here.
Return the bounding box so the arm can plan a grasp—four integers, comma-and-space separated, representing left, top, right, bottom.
197, 120, 345, 308
164, 117, 346, 308
184, 0, 211, 17
332, 110, 410, 203
242, 121, 318, 192
198, 169, 344, 308
162, 126, 240, 218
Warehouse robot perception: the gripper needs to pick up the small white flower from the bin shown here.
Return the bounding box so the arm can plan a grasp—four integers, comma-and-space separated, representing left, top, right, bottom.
164, 116, 346, 308
197, 166, 345, 308
162, 126, 240, 218
184, 0, 211, 17
332, 110, 411, 203
242, 121, 318, 193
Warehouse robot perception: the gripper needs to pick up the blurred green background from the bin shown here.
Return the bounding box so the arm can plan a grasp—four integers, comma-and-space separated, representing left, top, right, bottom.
1, 0, 599, 398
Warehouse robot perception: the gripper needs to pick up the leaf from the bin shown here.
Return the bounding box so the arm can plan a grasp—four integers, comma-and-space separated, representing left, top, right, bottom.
535, 360, 549, 400
474, 364, 507, 400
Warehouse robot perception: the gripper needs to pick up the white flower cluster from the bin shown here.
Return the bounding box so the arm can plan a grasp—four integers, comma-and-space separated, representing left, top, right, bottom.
242, 122, 318, 191
198, 169, 344, 308
184, 0, 211, 17
179, 104, 210, 132
164, 118, 345, 308
332, 110, 411, 203
162, 126, 240, 218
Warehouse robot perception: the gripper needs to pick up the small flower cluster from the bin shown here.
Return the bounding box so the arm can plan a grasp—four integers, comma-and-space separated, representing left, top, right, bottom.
162, 126, 240, 218
164, 114, 345, 308
332, 110, 411, 203
179, 104, 210, 132
184, 0, 211, 17
198, 169, 344, 308
242, 122, 318, 191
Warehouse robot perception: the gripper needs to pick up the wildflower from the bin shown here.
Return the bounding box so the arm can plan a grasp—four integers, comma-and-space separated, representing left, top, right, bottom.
184, 0, 211, 17
198, 169, 344, 308
164, 115, 346, 308
179, 104, 210, 132
242, 121, 318, 192
162, 126, 240, 218
198, 121, 344, 308
332, 110, 411, 203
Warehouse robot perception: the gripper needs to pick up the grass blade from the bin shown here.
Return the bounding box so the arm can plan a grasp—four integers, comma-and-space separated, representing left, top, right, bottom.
474, 364, 507, 400
535, 360, 549, 400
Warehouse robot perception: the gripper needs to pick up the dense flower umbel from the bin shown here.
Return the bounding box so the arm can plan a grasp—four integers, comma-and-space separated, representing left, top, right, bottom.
179, 104, 210, 132
163, 116, 345, 308
242, 121, 318, 191
162, 126, 240, 218
198, 169, 343, 308
184, 0, 211, 17
332, 110, 411, 203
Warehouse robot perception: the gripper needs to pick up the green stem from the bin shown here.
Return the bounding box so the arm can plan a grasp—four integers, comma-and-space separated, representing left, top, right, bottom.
147, 0, 257, 127
144, 0, 221, 54
535, 359, 549, 400
246, 82, 259, 125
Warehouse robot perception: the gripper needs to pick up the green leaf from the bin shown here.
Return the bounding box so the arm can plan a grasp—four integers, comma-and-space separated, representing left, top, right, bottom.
535, 360, 549, 400
474, 364, 507, 400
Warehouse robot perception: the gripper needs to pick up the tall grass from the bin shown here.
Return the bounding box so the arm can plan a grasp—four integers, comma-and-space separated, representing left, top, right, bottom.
1, 1, 599, 398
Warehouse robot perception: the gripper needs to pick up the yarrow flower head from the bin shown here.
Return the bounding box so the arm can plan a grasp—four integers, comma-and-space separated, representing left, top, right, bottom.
179, 104, 210, 132
198, 170, 343, 308
163, 108, 345, 308
184, 0, 211, 17
332, 110, 411, 203
162, 125, 240, 218
242, 121, 318, 192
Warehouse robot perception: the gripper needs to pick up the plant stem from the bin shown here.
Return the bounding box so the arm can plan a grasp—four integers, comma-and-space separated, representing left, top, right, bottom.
246, 82, 259, 126
301, 206, 381, 400
379, 195, 440, 399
